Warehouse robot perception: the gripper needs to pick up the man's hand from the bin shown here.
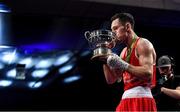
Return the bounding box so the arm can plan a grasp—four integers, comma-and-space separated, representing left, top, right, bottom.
107, 53, 129, 71
105, 38, 117, 49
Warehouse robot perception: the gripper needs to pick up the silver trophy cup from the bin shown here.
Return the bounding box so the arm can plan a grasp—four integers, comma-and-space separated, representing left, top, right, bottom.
84, 29, 116, 61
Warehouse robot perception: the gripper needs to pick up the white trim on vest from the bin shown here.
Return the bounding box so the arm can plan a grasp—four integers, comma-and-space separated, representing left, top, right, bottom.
122, 86, 153, 99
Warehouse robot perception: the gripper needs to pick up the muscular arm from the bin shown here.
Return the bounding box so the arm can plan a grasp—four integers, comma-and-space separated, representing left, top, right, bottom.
104, 38, 156, 83
161, 86, 180, 99
127, 38, 155, 80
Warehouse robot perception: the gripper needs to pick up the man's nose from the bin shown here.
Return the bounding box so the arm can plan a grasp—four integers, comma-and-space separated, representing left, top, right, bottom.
160, 70, 166, 73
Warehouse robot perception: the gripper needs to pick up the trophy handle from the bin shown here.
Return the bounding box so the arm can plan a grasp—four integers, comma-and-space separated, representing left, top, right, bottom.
84, 31, 91, 41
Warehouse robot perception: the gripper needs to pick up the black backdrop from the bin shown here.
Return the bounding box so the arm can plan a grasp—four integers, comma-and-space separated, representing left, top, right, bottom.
0, 1, 180, 111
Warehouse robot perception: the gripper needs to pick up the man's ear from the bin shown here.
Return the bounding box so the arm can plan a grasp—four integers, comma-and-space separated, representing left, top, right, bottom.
125, 23, 131, 31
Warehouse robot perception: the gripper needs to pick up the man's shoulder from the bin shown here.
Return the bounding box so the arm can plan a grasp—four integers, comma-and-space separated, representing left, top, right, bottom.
137, 37, 154, 51
138, 37, 152, 45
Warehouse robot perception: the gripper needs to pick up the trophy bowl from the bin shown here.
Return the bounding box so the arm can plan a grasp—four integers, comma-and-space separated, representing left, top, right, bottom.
84, 29, 116, 61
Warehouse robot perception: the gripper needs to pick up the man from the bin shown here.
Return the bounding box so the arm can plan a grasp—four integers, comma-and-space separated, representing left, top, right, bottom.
103, 13, 157, 111
154, 55, 180, 111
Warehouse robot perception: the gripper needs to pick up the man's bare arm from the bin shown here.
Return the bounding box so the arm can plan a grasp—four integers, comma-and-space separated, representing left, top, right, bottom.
161, 86, 180, 99
126, 38, 155, 80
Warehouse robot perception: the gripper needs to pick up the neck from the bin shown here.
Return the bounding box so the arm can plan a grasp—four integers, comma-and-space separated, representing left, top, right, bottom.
126, 32, 137, 48
125, 31, 138, 62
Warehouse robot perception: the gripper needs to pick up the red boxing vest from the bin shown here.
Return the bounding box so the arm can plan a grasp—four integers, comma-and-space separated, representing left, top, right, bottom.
122, 38, 156, 91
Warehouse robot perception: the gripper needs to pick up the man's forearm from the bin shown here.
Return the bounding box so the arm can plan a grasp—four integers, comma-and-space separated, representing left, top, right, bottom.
127, 64, 152, 80
103, 64, 117, 84
107, 53, 152, 80
161, 87, 180, 99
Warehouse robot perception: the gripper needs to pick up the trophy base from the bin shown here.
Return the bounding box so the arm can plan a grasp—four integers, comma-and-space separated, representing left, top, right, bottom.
91, 47, 111, 62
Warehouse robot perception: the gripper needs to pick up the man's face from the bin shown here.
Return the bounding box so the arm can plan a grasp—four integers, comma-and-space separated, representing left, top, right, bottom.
158, 66, 172, 76
111, 18, 126, 42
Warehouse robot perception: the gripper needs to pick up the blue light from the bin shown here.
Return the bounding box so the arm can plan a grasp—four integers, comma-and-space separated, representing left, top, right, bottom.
0, 80, 12, 87
0, 62, 4, 69
19, 57, 34, 69
80, 50, 91, 57
32, 69, 49, 78
63, 75, 81, 83
19, 43, 59, 53
0, 4, 11, 45
54, 53, 72, 66
35, 58, 54, 69
0, 45, 12, 49
1, 49, 18, 64
58, 64, 74, 74
0, 4, 11, 13
6, 69, 16, 78
0, 14, 2, 42
28, 81, 42, 88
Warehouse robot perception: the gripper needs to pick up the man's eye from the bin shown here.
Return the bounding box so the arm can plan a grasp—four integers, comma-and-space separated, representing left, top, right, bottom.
113, 27, 118, 30
160, 67, 169, 70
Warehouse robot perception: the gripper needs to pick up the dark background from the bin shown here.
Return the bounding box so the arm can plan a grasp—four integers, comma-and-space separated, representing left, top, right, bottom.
0, 0, 180, 111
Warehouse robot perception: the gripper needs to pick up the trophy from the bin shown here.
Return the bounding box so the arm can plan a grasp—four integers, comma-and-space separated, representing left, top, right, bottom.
84, 29, 116, 61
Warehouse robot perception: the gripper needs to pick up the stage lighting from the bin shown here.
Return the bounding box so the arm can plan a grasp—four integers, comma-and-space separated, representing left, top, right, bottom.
32, 69, 49, 78
0, 3, 11, 13
58, 63, 74, 74
28, 81, 42, 88
63, 75, 81, 83
35, 58, 54, 69
7, 68, 16, 78
0, 62, 4, 69
19, 57, 34, 69
0, 3, 11, 45
54, 52, 72, 66
0, 80, 12, 87
80, 50, 91, 57
1, 48, 18, 64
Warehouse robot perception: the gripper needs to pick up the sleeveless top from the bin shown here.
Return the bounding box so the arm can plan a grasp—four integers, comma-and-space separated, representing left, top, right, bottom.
122, 38, 156, 91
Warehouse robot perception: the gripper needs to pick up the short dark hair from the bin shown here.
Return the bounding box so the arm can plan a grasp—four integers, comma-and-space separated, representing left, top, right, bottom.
111, 13, 135, 29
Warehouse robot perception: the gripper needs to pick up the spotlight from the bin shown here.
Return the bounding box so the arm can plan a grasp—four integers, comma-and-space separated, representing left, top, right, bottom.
0, 3, 11, 13
58, 63, 74, 74
28, 81, 42, 88
0, 80, 12, 87
63, 75, 81, 83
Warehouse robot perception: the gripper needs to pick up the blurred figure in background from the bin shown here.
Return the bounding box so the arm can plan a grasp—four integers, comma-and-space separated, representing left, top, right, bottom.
152, 55, 180, 111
